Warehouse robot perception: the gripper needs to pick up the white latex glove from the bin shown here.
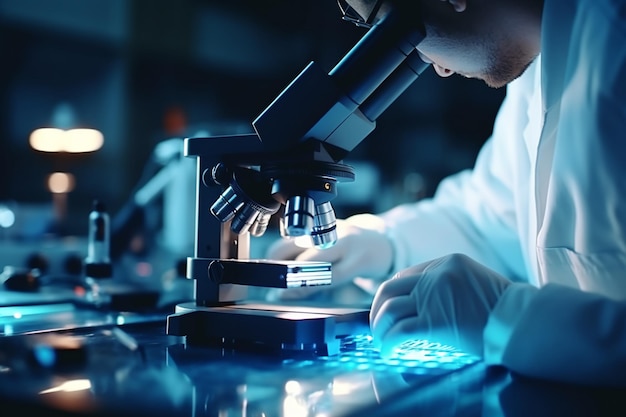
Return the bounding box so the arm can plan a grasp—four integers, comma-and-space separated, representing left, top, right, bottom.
370, 253, 512, 357
265, 214, 394, 300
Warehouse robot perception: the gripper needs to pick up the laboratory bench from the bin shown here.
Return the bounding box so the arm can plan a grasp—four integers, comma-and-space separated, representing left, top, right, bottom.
0, 286, 625, 417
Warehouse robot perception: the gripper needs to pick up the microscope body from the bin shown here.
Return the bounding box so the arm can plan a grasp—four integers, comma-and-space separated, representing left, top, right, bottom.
183, 132, 344, 307
166, 1, 430, 354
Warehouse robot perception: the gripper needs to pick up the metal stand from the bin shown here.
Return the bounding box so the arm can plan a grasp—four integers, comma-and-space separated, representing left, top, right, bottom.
166, 134, 368, 356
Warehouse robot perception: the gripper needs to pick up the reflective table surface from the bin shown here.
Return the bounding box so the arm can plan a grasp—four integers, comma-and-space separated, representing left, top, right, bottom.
2, 236, 625, 416
0, 287, 625, 417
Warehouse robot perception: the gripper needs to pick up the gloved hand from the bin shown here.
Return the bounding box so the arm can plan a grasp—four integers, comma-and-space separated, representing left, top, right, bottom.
370, 253, 512, 357
265, 214, 394, 300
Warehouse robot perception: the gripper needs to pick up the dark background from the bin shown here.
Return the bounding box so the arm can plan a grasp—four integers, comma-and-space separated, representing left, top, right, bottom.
0, 0, 505, 238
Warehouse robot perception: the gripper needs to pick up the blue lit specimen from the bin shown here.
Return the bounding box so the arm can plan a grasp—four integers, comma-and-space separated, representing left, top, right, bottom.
283, 334, 479, 375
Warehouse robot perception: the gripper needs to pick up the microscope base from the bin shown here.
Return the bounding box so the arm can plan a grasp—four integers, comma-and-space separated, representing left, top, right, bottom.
166, 301, 370, 356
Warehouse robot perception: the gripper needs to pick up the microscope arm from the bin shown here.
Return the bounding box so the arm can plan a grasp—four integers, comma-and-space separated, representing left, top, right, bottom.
253, 3, 429, 161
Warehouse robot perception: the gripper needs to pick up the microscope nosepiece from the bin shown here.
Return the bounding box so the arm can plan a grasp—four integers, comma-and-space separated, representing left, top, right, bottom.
210, 168, 281, 236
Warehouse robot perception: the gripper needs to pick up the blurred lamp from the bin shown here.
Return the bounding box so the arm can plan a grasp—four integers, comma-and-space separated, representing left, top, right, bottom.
29, 102, 103, 153
48, 172, 76, 194
29, 102, 102, 235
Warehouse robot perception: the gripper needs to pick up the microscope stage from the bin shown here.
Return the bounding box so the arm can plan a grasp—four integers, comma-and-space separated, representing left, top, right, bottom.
167, 301, 370, 356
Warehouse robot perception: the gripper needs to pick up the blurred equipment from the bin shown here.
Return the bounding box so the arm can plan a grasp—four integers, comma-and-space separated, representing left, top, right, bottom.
29, 102, 105, 236
111, 138, 195, 260
151, 138, 197, 257
84, 200, 112, 280
0, 266, 41, 292
81, 199, 161, 312
167, 0, 430, 355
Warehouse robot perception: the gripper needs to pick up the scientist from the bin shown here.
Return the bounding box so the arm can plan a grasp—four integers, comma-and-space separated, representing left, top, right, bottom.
268, 0, 626, 387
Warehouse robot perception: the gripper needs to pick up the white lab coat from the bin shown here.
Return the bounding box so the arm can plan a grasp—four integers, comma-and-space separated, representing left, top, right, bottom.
369, 0, 626, 385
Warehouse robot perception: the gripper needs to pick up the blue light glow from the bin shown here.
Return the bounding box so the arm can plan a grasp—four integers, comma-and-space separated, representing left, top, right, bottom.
33, 345, 56, 368
0, 205, 15, 228
283, 334, 479, 375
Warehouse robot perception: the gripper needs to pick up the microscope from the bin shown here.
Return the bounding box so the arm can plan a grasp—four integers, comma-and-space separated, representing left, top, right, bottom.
166, 0, 430, 356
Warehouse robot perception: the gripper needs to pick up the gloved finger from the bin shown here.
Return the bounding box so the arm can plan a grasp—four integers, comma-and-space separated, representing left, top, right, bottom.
377, 315, 423, 357
293, 245, 340, 263
370, 294, 415, 345
371, 255, 452, 316
378, 320, 462, 358
265, 238, 306, 260
380, 314, 478, 358
370, 271, 425, 320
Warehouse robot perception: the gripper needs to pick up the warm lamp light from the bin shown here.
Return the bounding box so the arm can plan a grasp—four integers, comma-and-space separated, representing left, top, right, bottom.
30, 128, 104, 153
29, 102, 104, 153
39, 379, 92, 394
48, 172, 76, 194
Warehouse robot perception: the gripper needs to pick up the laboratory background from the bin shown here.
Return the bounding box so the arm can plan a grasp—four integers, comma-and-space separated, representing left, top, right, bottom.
0, 1, 546, 415
2, 1, 626, 416
0, 0, 504, 247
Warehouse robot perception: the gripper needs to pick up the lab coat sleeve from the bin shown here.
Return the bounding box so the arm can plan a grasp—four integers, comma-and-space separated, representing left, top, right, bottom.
484, 282, 626, 387
375, 63, 538, 281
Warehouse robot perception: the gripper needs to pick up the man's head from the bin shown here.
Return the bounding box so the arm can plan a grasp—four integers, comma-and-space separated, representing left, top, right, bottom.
417, 0, 543, 88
